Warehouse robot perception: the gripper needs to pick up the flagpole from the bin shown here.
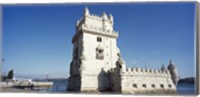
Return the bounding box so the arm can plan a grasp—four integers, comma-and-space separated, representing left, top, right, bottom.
0, 59, 4, 92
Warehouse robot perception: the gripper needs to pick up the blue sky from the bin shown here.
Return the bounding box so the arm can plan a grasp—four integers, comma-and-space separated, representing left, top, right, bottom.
2, 2, 195, 79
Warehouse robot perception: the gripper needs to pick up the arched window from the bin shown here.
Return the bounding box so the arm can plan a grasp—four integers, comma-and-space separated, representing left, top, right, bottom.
96, 47, 104, 60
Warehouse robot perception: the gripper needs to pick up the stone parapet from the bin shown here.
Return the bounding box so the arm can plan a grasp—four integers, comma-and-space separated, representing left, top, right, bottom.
124, 67, 171, 77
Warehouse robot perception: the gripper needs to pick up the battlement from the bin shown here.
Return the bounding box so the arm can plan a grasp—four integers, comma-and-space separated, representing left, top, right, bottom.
75, 7, 114, 33
76, 10, 113, 27
110, 67, 171, 77
125, 67, 170, 76
72, 8, 118, 43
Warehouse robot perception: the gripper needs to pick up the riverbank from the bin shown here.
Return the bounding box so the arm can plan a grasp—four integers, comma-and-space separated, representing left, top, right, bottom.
1, 87, 39, 93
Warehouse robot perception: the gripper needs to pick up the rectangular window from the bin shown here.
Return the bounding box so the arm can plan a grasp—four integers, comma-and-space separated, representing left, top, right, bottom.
133, 84, 137, 88
160, 84, 164, 88
151, 84, 155, 88
142, 84, 146, 88
168, 84, 171, 88
97, 37, 102, 42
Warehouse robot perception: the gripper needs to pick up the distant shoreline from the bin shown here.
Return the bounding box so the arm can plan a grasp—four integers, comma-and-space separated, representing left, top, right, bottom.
178, 77, 195, 84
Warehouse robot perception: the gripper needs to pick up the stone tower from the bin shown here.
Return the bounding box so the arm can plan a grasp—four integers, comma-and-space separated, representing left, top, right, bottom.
67, 7, 120, 91
167, 59, 179, 86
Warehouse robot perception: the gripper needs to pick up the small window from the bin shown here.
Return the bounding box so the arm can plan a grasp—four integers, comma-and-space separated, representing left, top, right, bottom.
97, 37, 102, 42
119, 65, 122, 69
168, 84, 171, 88
142, 84, 146, 88
160, 84, 164, 88
152, 84, 155, 88
117, 53, 120, 57
133, 84, 137, 88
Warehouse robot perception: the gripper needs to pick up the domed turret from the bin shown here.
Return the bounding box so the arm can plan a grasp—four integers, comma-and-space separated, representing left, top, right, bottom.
116, 57, 124, 65
167, 59, 179, 86
168, 60, 175, 70
116, 54, 126, 73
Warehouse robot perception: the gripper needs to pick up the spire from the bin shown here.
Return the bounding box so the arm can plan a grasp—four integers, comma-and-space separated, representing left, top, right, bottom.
169, 59, 172, 64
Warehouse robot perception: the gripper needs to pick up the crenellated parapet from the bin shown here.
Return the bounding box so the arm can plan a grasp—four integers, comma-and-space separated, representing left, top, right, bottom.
110, 67, 171, 77
76, 8, 113, 28
125, 67, 171, 77
72, 7, 118, 43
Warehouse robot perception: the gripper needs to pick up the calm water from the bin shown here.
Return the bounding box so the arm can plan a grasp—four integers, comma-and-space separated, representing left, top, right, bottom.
37, 80, 196, 95
177, 83, 195, 95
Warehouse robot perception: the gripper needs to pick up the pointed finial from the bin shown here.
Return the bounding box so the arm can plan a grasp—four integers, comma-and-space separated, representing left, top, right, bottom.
169, 59, 172, 64
76, 20, 80, 26
103, 11, 106, 15
161, 64, 166, 70
109, 13, 112, 17
109, 13, 113, 21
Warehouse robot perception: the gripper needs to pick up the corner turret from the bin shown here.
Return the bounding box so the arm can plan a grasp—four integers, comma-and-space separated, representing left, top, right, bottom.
84, 7, 89, 16
167, 59, 179, 86
116, 54, 126, 73
102, 11, 108, 19
109, 14, 113, 22
161, 64, 167, 71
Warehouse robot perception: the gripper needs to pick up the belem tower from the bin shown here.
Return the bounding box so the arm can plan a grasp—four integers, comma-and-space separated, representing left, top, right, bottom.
67, 7, 179, 94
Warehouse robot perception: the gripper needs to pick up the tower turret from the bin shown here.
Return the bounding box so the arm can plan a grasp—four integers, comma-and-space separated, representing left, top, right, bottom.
167, 59, 179, 86
84, 7, 89, 16
161, 64, 167, 71
102, 11, 108, 19
109, 13, 113, 23
116, 54, 126, 73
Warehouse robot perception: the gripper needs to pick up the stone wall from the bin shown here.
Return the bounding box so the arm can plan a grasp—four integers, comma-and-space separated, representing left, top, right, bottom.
110, 67, 176, 94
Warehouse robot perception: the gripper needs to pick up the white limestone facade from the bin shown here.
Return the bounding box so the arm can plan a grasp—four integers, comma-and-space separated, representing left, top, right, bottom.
110, 62, 178, 94
67, 7, 179, 94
